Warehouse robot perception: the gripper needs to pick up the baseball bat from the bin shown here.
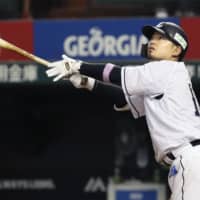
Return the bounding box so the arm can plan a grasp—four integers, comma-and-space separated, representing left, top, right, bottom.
0, 38, 50, 67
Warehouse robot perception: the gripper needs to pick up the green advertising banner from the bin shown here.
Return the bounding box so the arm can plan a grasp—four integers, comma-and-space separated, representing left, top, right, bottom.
0, 61, 200, 83
0, 62, 49, 83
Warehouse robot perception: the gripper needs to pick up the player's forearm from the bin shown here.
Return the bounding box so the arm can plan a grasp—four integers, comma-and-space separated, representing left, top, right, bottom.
92, 80, 126, 107
80, 62, 122, 86
46, 56, 122, 85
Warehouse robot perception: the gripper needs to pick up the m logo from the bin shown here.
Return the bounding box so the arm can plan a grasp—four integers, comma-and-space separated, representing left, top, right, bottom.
84, 177, 106, 192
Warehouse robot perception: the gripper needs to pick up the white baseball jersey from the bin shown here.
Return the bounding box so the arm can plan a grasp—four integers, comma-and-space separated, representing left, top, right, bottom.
121, 60, 200, 163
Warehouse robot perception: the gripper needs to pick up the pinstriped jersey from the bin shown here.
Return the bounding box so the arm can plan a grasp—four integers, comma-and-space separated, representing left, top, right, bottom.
121, 60, 200, 162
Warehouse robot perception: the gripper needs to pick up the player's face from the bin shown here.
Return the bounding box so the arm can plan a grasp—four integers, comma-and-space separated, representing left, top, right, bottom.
147, 32, 181, 61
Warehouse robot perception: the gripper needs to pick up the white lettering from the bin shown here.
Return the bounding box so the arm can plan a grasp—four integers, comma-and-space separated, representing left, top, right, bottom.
0, 64, 9, 82
197, 65, 200, 78
89, 35, 103, 56
84, 177, 106, 192
136, 35, 147, 54
104, 36, 116, 56
187, 64, 195, 77
63, 27, 144, 58
117, 35, 130, 56
129, 192, 143, 200
64, 36, 77, 57
23, 65, 38, 81
0, 179, 56, 190
89, 28, 103, 56
78, 36, 88, 56
9, 64, 22, 82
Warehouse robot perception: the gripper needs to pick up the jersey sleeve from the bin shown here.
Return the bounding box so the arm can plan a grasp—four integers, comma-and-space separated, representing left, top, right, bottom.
121, 61, 174, 97
121, 61, 175, 118
124, 94, 145, 118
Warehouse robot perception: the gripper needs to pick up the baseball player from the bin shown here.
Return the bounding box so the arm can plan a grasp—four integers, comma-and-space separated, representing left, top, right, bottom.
46, 22, 200, 200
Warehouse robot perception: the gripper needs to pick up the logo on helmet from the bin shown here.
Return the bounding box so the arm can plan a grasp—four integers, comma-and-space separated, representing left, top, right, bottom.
156, 22, 164, 28
174, 33, 187, 50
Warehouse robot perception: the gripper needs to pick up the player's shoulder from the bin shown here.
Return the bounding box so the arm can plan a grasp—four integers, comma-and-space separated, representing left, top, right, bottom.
143, 60, 186, 78
145, 60, 177, 66
144, 60, 185, 69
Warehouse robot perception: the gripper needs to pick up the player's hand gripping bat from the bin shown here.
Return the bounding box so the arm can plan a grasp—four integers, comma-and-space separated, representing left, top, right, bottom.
0, 38, 50, 66
0, 38, 91, 87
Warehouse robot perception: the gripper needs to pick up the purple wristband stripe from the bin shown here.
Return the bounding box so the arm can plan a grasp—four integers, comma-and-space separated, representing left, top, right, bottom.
103, 63, 115, 82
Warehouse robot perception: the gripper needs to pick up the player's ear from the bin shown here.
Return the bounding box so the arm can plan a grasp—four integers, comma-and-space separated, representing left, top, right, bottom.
172, 44, 182, 59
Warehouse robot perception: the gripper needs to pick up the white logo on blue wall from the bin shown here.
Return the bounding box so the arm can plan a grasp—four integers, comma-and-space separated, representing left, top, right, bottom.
63, 27, 147, 57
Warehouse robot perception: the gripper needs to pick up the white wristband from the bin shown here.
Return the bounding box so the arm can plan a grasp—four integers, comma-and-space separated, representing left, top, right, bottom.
83, 77, 95, 91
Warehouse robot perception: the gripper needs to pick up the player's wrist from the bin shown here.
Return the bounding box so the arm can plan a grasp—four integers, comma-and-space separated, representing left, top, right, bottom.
84, 77, 95, 91
69, 74, 95, 91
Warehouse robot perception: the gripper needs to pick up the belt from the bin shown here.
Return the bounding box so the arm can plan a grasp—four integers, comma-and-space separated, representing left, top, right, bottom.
162, 139, 200, 167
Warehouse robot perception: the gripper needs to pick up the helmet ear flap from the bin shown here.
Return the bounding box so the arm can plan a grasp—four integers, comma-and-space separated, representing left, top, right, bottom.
178, 49, 187, 61
141, 43, 148, 58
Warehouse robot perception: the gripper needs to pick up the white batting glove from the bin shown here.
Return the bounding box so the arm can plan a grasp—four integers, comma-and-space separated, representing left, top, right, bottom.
69, 74, 95, 91
46, 54, 82, 82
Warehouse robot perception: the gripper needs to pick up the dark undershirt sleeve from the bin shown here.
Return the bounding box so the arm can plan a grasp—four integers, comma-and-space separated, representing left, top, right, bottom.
109, 67, 121, 86
80, 62, 122, 87
92, 80, 127, 107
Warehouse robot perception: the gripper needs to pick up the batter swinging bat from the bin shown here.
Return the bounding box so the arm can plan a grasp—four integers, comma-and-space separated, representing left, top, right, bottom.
0, 38, 50, 66
0, 38, 89, 85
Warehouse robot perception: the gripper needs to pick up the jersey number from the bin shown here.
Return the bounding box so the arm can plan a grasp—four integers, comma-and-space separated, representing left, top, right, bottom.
189, 83, 200, 116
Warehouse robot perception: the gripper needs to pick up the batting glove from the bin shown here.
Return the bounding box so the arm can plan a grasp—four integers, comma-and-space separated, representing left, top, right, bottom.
46, 54, 82, 82
69, 74, 95, 91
